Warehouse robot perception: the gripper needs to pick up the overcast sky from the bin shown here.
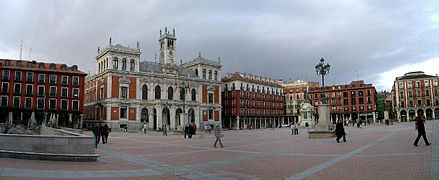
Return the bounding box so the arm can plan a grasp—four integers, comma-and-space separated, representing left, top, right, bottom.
0, 0, 438, 91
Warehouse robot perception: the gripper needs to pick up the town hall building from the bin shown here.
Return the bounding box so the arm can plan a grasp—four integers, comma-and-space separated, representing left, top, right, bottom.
84, 28, 222, 132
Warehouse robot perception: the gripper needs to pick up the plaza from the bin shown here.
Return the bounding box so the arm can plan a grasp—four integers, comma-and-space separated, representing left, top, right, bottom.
0, 121, 437, 180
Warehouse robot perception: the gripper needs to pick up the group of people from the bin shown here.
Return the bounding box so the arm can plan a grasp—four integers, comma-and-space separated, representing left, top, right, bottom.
290, 123, 299, 135
92, 123, 110, 148
184, 123, 197, 138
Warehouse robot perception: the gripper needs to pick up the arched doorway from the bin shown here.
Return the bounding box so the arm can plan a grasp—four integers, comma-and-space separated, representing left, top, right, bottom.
417, 109, 424, 118
435, 108, 439, 120
188, 108, 195, 123
408, 109, 416, 121
162, 107, 170, 126
176, 108, 182, 127
153, 108, 157, 130
426, 109, 433, 120
141, 108, 148, 123
400, 110, 407, 122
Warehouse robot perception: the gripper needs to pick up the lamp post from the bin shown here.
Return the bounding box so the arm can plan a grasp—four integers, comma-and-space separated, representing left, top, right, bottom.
179, 81, 191, 125
315, 58, 330, 104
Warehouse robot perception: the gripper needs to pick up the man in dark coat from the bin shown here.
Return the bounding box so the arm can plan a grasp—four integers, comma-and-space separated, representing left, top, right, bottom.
414, 115, 430, 146
92, 123, 100, 148
335, 120, 346, 143
102, 124, 109, 144
184, 124, 190, 138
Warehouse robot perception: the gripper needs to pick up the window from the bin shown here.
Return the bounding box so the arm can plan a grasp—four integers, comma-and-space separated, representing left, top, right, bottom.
61, 75, 68, 84
214, 71, 218, 81
38, 86, 45, 96
142, 85, 148, 100
72, 100, 79, 111
191, 89, 196, 101
122, 58, 127, 71
14, 84, 21, 95
418, 99, 422, 106
26, 84, 33, 95
120, 106, 127, 119
2, 70, 10, 81
25, 97, 32, 109
61, 99, 68, 110
27, 62, 32, 68
49, 99, 56, 110
416, 81, 420, 88
16, 61, 21, 67
13, 96, 20, 108
130, 59, 135, 71
2, 83, 8, 94
49, 86, 56, 97
113, 58, 118, 69
168, 86, 174, 100
180, 87, 185, 101
155, 85, 161, 99
26, 72, 34, 82
202, 69, 206, 79
208, 93, 214, 103
49, 75, 56, 84
37, 98, 45, 109
72, 76, 79, 86
208, 70, 212, 80
15, 71, 22, 81
1, 96, 7, 107
38, 74, 45, 83
5, 60, 10, 66
195, 69, 198, 77
72, 88, 79, 98
121, 87, 127, 99
49, 64, 56, 70
425, 80, 430, 87
38, 63, 44, 69
61, 87, 68, 98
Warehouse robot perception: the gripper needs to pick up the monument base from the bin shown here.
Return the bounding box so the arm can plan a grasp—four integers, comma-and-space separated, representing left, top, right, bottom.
308, 130, 336, 138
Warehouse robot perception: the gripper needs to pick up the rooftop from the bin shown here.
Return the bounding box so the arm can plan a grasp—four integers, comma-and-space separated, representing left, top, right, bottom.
0, 58, 86, 75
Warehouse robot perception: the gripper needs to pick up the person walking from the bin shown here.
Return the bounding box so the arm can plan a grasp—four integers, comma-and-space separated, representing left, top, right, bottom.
294, 122, 299, 135
414, 115, 430, 147
290, 123, 294, 135
184, 124, 190, 138
356, 119, 361, 128
162, 124, 168, 136
213, 125, 224, 148
103, 123, 109, 144
92, 123, 100, 148
335, 120, 346, 143
143, 123, 147, 134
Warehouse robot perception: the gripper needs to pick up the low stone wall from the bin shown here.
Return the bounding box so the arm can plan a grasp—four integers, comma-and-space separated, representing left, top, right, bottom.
0, 127, 98, 161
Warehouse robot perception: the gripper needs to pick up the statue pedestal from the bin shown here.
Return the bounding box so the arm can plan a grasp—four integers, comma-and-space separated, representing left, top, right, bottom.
308, 104, 335, 138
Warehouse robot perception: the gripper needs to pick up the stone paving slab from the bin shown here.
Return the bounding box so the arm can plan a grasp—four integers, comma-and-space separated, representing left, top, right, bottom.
0, 121, 437, 179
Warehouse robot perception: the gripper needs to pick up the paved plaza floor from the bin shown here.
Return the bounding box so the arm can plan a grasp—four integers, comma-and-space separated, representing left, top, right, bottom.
0, 120, 437, 180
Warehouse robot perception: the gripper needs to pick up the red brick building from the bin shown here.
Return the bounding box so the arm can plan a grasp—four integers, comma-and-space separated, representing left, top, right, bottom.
0, 58, 86, 127
84, 28, 222, 132
308, 80, 377, 123
393, 71, 439, 121
222, 72, 285, 130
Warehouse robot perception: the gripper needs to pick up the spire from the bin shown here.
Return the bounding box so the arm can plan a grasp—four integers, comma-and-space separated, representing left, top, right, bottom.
165, 27, 167, 33
218, 56, 221, 63
136, 41, 139, 49
109, 37, 112, 46
19, 39, 23, 60
160, 29, 162, 37
173, 28, 175, 36
98, 46, 100, 54
198, 52, 201, 57
180, 59, 183, 65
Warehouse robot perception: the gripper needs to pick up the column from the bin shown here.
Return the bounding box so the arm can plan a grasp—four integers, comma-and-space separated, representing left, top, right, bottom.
79, 114, 83, 129
170, 107, 176, 130
148, 111, 154, 129
236, 116, 240, 130
373, 112, 376, 124
43, 112, 48, 125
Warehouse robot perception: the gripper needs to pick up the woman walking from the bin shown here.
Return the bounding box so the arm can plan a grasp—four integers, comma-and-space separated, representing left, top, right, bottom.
414, 115, 430, 147
335, 120, 346, 143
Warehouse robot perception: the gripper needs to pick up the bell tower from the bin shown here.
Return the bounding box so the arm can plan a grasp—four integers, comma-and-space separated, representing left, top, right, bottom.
159, 27, 176, 65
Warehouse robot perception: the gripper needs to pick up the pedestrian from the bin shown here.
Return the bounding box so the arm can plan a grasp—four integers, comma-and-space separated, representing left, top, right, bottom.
357, 119, 361, 128
204, 124, 209, 134
103, 123, 109, 144
143, 123, 147, 134
335, 120, 346, 143
162, 124, 168, 136
192, 123, 197, 135
413, 115, 430, 147
184, 124, 190, 138
100, 124, 106, 144
213, 125, 224, 148
92, 123, 100, 148
294, 122, 299, 135
290, 123, 294, 135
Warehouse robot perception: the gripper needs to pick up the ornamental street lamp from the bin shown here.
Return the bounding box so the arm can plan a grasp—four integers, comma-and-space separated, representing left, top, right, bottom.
315, 58, 330, 104
179, 81, 191, 124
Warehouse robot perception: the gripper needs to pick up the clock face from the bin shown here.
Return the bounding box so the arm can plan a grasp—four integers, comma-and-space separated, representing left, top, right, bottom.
168, 51, 173, 58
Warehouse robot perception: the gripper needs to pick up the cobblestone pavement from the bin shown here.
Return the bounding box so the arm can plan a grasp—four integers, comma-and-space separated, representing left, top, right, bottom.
0, 121, 436, 180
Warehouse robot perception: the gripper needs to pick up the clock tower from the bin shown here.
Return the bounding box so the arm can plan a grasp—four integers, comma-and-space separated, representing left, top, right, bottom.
159, 27, 177, 65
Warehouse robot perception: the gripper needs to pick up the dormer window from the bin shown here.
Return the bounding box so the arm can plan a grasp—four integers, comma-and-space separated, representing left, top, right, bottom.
5, 60, 10, 66
71, 65, 78, 71
16, 61, 21, 67
113, 58, 118, 70
61, 64, 67, 70
122, 58, 127, 71
39, 63, 44, 69
49, 63, 56, 70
